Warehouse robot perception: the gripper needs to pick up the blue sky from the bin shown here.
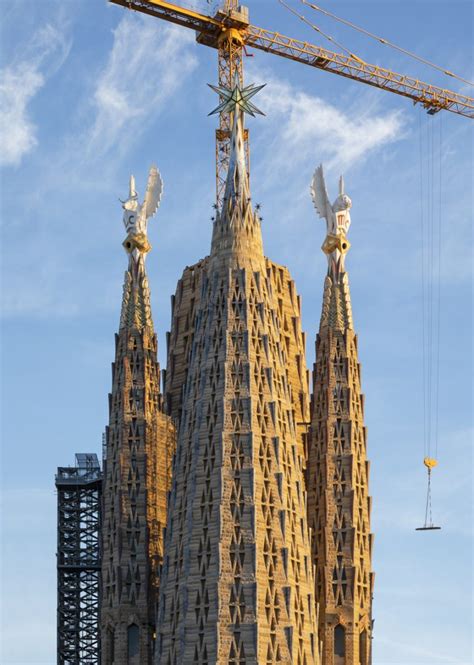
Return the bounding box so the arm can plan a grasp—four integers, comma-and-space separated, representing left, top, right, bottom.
0, 0, 472, 663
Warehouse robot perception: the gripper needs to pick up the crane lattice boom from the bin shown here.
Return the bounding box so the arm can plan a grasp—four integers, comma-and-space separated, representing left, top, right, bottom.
110, 0, 474, 118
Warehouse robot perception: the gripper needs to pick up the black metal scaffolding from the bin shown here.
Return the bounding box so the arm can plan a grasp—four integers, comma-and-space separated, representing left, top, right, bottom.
56, 453, 102, 664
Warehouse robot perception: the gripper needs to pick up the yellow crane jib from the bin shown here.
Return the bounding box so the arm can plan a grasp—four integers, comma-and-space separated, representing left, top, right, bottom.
109, 0, 474, 119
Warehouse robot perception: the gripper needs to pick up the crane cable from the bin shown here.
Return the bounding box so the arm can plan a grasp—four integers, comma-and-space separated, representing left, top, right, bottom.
299, 0, 474, 88
277, 0, 446, 525
277, 0, 368, 64
418, 108, 443, 528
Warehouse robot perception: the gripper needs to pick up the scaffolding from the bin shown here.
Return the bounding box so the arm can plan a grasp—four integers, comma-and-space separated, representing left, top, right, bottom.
56, 453, 102, 664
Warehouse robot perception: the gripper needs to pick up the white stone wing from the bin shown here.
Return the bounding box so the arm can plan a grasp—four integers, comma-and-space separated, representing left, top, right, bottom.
138, 165, 163, 231
311, 165, 336, 232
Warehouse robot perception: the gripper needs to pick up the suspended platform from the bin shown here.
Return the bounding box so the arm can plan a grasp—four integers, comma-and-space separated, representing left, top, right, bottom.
416, 457, 441, 531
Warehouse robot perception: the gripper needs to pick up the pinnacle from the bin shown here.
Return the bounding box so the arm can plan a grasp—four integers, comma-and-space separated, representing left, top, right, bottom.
119, 263, 154, 331
308, 168, 373, 662
118, 166, 162, 332
319, 273, 354, 333
209, 84, 265, 267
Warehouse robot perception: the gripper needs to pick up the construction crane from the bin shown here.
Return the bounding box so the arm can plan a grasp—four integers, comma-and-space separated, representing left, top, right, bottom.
109, 0, 473, 204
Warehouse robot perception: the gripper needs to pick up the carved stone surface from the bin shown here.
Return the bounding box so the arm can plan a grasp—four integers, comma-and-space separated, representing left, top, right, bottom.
101, 171, 175, 665
155, 106, 320, 664
99, 109, 374, 665
307, 170, 374, 665
311, 166, 352, 280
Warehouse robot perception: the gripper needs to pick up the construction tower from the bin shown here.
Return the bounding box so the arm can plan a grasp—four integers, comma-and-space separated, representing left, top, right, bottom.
100, 169, 175, 664
56, 453, 102, 665
307, 168, 374, 665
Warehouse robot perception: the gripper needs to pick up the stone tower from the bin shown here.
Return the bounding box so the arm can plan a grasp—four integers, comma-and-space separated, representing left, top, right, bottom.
307, 167, 374, 665
101, 169, 175, 665
155, 82, 321, 665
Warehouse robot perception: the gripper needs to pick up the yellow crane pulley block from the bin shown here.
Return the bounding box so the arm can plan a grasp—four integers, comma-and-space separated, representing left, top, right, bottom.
423, 457, 438, 470
217, 27, 245, 47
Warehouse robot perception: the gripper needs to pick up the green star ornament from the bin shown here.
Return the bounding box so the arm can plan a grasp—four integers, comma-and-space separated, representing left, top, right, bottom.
208, 77, 266, 117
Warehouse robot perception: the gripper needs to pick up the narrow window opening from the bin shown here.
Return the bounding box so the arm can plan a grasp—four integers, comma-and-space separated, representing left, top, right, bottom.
359, 629, 368, 665
128, 623, 139, 660
107, 627, 115, 664
334, 624, 345, 663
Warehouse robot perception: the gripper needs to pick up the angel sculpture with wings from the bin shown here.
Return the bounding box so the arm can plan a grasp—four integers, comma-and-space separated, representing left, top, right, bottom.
311, 164, 352, 278
121, 165, 163, 264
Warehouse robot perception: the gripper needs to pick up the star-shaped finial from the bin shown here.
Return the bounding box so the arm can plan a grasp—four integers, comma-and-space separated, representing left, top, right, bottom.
208, 76, 265, 117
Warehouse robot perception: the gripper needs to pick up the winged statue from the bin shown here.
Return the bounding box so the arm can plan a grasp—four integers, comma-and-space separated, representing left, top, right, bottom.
121, 165, 163, 262
310, 164, 352, 276
122, 165, 163, 235
311, 164, 351, 235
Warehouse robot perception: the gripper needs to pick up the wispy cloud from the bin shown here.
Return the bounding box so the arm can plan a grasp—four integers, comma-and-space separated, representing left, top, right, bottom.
240, 68, 407, 282
0, 13, 200, 321
0, 22, 71, 167
85, 15, 198, 159
0, 65, 43, 167
251, 71, 406, 180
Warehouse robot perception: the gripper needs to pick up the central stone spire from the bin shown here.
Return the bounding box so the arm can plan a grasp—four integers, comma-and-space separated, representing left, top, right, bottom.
155, 85, 321, 664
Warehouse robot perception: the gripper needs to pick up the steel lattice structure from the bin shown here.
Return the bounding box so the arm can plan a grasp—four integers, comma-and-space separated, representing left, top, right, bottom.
109, 0, 474, 205
109, 0, 474, 119
56, 454, 102, 665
